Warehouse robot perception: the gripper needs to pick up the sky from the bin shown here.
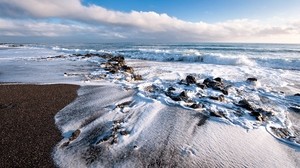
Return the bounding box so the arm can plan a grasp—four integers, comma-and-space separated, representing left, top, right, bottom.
0, 0, 300, 43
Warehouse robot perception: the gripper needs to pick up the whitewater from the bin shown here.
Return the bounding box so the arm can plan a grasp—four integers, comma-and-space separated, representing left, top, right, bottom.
0, 43, 300, 167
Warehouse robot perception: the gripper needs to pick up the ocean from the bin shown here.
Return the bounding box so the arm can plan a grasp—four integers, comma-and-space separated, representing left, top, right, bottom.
1, 42, 300, 167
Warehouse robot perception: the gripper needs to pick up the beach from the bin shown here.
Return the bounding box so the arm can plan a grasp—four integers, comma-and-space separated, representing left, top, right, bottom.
0, 84, 79, 168
0, 43, 300, 167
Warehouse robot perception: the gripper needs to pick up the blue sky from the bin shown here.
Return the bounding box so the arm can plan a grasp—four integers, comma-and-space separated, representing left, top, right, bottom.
0, 0, 300, 43
84, 0, 300, 22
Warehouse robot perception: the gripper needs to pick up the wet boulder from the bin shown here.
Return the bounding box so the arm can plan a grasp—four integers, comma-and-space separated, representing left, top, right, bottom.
208, 95, 225, 102
289, 106, 300, 113
189, 103, 203, 109
121, 65, 134, 74
294, 93, 300, 97
203, 78, 224, 89
214, 77, 222, 83
236, 99, 254, 112
167, 87, 176, 92
247, 77, 258, 82
196, 83, 207, 89
84, 53, 92, 58
133, 74, 143, 80
108, 56, 125, 66
186, 75, 197, 85
167, 91, 189, 102
69, 129, 81, 141
179, 91, 189, 101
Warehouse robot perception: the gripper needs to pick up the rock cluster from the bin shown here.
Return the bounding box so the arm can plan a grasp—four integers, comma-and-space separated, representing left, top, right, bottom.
96, 119, 129, 145
149, 75, 277, 123
236, 99, 274, 122
101, 55, 143, 81
202, 77, 228, 95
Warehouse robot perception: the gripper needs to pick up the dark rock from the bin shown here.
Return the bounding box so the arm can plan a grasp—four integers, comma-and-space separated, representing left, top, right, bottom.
60, 141, 70, 148
133, 74, 143, 80
208, 95, 225, 102
186, 75, 197, 85
203, 78, 225, 92
108, 56, 125, 66
145, 85, 155, 92
69, 129, 81, 141
294, 93, 300, 97
109, 68, 119, 74
116, 101, 132, 109
170, 96, 181, 101
120, 130, 129, 136
189, 103, 202, 109
196, 83, 207, 89
100, 53, 114, 59
166, 90, 188, 102
179, 91, 189, 101
121, 65, 134, 74
221, 89, 228, 95
251, 111, 261, 117
289, 106, 300, 113
111, 138, 118, 145
167, 87, 176, 92
214, 77, 222, 82
208, 96, 219, 101
236, 99, 254, 111
85, 53, 92, 57
218, 95, 225, 101
233, 110, 244, 117
247, 78, 258, 82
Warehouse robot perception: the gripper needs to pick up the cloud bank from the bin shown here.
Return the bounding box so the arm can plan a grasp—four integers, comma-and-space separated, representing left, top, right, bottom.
0, 0, 300, 43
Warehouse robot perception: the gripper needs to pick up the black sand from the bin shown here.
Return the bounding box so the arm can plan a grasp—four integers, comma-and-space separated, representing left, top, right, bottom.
0, 84, 79, 168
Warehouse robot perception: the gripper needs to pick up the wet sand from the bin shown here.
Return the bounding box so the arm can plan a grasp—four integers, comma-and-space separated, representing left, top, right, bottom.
0, 84, 79, 168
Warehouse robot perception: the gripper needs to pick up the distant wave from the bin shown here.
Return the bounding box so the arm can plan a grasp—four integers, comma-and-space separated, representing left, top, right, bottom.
48, 44, 300, 71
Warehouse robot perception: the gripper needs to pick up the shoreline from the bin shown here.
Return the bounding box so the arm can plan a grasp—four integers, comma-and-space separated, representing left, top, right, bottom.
0, 84, 79, 167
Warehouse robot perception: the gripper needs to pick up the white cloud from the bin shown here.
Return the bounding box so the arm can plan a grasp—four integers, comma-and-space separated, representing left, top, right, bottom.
0, 0, 300, 43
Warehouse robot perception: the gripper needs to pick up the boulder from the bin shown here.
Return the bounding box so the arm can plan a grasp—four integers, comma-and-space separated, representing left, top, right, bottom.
186, 75, 197, 85
121, 65, 134, 74
236, 99, 254, 111
214, 77, 222, 83
133, 74, 143, 80
69, 129, 81, 141
120, 130, 129, 136
196, 83, 207, 89
84, 53, 92, 57
208, 95, 225, 102
294, 93, 300, 97
179, 91, 189, 101
108, 56, 125, 66
167, 87, 176, 92
247, 77, 258, 82
189, 103, 203, 109
203, 78, 225, 92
